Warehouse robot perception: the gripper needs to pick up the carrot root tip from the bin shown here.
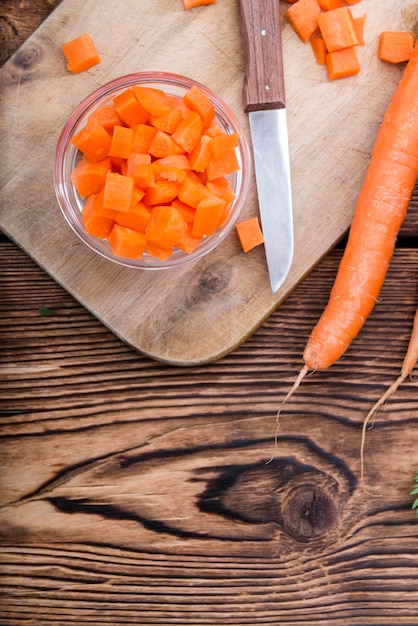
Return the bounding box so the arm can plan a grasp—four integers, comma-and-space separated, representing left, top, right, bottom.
268, 365, 309, 462
360, 373, 407, 494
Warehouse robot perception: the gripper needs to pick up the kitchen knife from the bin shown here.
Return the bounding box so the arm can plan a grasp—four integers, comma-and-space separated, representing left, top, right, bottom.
237, 0, 293, 293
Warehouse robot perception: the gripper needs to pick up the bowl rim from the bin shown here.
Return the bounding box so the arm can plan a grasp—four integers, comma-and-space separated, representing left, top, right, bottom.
53, 71, 252, 270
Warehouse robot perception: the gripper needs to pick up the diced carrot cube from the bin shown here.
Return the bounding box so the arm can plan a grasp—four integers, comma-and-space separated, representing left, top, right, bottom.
378, 31, 417, 64
150, 108, 183, 134
88, 105, 122, 134
113, 88, 149, 126
82, 193, 116, 238
71, 118, 112, 162
183, 85, 216, 128
178, 173, 210, 208
70, 156, 111, 197
172, 111, 203, 154
114, 202, 151, 232
133, 163, 155, 189
285, 0, 321, 43
61, 33, 100, 74
325, 46, 361, 80
188, 135, 213, 173
192, 194, 225, 237
205, 149, 240, 181
236, 217, 265, 253
149, 129, 185, 158
145, 205, 188, 249
318, 7, 361, 52
131, 124, 158, 153
108, 125, 133, 160
210, 133, 239, 160
108, 223, 147, 259
132, 85, 173, 117
103, 171, 134, 212
143, 180, 180, 206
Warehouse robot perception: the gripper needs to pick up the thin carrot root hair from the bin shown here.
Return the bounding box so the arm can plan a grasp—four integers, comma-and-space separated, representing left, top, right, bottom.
360, 377, 403, 496
360, 307, 418, 493
277, 365, 309, 423
266, 365, 310, 463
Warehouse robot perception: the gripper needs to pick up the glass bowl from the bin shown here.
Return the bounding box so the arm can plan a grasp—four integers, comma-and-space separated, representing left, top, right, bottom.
53, 71, 251, 269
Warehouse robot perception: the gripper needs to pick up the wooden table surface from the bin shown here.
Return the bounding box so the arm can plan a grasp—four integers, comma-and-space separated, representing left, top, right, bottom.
1, 2, 417, 624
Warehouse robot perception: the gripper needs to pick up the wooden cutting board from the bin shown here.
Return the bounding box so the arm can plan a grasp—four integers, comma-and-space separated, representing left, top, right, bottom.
0, 0, 414, 365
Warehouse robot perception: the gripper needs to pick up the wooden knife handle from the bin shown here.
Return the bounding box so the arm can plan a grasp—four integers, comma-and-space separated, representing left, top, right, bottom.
237, 0, 286, 112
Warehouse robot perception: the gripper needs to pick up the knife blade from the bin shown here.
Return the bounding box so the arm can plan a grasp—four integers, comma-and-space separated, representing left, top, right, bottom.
237, 0, 293, 293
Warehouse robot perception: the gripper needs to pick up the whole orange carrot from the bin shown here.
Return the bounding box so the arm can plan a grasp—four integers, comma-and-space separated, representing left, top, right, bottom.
278, 43, 418, 410
305, 42, 418, 372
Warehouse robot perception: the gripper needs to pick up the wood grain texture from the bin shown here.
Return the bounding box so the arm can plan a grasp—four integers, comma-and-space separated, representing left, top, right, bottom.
1, 241, 418, 625
0, 0, 63, 66
1, 3, 418, 624
0, 0, 416, 365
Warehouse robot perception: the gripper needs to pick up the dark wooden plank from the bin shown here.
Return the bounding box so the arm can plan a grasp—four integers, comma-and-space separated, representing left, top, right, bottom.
1, 241, 417, 625
0, 0, 63, 67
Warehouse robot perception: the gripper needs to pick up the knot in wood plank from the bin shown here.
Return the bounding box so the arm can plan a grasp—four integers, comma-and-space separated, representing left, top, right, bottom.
197, 261, 233, 296
2, 40, 45, 83
201, 457, 342, 543
281, 484, 337, 542
14, 45, 41, 70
